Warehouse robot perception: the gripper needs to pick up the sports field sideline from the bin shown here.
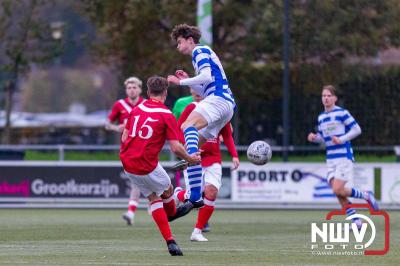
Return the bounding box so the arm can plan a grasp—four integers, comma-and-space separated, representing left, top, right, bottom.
0, 209, 398, 265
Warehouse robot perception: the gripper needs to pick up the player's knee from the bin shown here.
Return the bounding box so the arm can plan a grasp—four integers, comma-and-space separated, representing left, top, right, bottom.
182, 124, 197, 133
336, 194, 346, 200
182, 117, 205, 132
204, 184, 218, 201
147, 193, 159, 202
161, 185, 173, 199
180, 123, 187, 132
332, 186, 345, 197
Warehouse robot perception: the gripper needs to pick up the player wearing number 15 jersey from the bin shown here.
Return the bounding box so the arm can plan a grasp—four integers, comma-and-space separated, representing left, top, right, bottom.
120, 76, 200, 256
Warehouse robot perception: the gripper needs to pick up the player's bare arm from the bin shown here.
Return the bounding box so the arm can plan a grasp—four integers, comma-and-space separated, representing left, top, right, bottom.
105, 122, 124, 133
121, 128, 129, 142
169, 140, 201, 165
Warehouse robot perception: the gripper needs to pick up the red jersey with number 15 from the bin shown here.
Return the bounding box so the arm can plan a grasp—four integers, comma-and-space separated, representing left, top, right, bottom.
120, 99, 180, 175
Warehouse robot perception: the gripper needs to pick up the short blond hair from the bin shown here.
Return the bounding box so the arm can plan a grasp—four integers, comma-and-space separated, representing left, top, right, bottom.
124, 76, 142, 88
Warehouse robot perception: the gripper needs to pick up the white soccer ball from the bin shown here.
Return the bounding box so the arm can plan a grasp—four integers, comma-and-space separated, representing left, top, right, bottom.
247, 140, 272, 165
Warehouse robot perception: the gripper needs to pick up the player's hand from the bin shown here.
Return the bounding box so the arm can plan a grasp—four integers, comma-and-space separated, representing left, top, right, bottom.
307, 133, 316, 142
167, 75, 180, 85
231, 157, 240, 170
175, 70, 189, 79
331, 136, 342, 144
117, 124, 125, 132
187, 151, 201, 165
105, 123, 123, 133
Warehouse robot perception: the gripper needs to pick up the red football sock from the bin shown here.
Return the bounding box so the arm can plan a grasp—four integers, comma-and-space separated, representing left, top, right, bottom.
176, 189, 187, 202
195, 196, 215, 230
128, 199, 138, 212
150, 200, 174, 241
162, 196, 176, 217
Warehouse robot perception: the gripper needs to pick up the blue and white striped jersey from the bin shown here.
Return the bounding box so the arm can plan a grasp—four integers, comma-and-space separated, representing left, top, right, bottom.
316, 106, 360, 161
191, 44, 235, 105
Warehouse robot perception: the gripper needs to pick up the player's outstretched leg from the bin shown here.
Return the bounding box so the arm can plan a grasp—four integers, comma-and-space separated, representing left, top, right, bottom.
168, 201, 194, 222
350, 188, 379, 211
171, 159, 188, 171
183, 126, 203, 206
149, 199, 182, 255
332, 179, 379, 212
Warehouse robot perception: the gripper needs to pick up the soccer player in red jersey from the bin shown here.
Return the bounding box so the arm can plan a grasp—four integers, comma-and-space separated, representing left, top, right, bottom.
120, 76, 200, 256
106, 77, 145, 133
106, 76, 145, 225
175, 94, 240, 242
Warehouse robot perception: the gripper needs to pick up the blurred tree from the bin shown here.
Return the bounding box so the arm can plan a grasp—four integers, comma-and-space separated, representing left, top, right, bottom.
0, 0, 60, 143
80, 0, 194, 97
80, 0, 400, 75
290, 0, 400, 62
21, 69, 116, 113
79, 0, 400, 97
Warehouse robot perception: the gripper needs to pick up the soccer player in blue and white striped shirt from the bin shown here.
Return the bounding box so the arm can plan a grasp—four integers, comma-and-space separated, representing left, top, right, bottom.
308, 85, 379, 225
168, 24, 235, 208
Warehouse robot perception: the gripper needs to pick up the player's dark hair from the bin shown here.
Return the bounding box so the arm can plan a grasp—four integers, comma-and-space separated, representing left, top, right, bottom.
323, 85, 338, 96
171, 24, 201, 44
147, 76, 168, 96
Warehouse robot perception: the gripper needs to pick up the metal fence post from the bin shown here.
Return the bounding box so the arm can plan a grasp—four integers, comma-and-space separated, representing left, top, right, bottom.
394, 146, 400, 162
58, 145, 65, 161
169, 149, 176, 162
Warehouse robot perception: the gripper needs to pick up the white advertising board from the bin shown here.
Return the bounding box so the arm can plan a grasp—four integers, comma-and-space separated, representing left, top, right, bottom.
381, 166, 400, 204
231, 163, 374, 203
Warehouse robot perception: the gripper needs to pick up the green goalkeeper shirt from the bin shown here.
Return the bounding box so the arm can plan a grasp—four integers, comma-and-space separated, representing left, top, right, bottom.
172, 95, 194, 119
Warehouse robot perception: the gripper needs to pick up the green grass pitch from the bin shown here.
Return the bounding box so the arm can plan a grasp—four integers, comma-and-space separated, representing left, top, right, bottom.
0, 209, 398, 265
